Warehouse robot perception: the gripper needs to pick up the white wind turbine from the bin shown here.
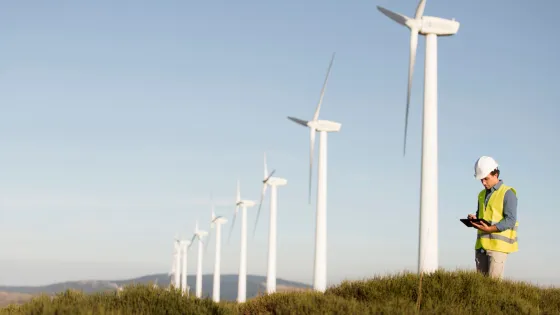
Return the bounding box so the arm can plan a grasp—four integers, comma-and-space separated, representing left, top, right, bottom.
179, 238, 191, 295
227, 180, 256, 303
188, 221, 208, 298
108, 282, 124, 295
287, 52, 340, 292
170, 238, 182, 289
377, 0, 459, 274
152, 278, 159, 289
209, 196, 228, 302
252, 152, 287, 294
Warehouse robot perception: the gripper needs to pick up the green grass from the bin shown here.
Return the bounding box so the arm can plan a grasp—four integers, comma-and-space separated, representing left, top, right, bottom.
2, 270, 559, 314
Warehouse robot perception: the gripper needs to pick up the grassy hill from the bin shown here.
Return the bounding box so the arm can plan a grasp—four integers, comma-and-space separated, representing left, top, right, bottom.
2, 270, 559, 314
0, 274, 309, 306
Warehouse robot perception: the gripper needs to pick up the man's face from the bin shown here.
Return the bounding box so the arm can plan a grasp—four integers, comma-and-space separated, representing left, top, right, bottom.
481, 173, 499, 189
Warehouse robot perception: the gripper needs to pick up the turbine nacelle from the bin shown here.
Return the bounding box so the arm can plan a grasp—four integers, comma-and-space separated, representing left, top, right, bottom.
212, 215, 228, 225
194, 221, 208, 238
308, 120, 342, 132
288, 117, 342, 133
420, 16, 460, 36
239, 200, 256, 208
266, 177, 288, 186
195, 230, 208, 238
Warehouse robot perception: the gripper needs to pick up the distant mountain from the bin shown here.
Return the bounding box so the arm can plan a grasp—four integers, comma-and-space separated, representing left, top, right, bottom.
0, 274, 311, 302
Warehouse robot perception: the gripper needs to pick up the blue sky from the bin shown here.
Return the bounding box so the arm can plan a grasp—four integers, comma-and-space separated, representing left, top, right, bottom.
1, 0, 559, 287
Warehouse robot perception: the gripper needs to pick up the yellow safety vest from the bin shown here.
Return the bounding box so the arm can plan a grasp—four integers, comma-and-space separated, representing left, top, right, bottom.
475, 184, 519, 253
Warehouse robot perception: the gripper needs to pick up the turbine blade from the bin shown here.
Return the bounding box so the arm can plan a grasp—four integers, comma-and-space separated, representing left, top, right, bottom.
259, 184, 268, 211
404, 28, 419, 156
205, 225, 212, 253
377, 6, 412, 28
210, 191, 215, 221
312, 52, 335, 122
236, 180, 241, 203
264, 169, 276, 182
263, 152, 268, 179
227, 207, 237, 244
308, 128, 316, 204
287, 116, 309, 127
253, 183, 267, 238
204, 237, 211, 253
415, 0, 426, 19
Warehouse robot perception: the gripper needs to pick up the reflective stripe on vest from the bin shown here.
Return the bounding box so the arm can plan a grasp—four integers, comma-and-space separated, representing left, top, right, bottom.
475, 184, 519, 253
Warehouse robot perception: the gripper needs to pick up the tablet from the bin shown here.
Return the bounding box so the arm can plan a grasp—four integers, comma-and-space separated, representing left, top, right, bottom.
460, 218, 491, 228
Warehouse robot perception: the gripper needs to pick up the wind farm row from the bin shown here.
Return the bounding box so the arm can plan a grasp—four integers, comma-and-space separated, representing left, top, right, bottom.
164, 0, 459, 304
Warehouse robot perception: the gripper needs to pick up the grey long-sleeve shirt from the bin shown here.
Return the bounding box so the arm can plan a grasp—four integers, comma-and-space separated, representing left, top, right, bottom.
475, 180, 518, 231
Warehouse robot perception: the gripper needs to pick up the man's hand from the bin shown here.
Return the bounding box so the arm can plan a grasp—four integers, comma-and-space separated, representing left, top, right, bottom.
467, 214, 476, 220
471, 220, 498, 233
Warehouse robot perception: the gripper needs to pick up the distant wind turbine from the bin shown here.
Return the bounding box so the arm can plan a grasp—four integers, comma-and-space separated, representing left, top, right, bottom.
228, 180, 256, 303
179, 238, 191, 296
188, 221, 208, 298
209, 195, 228, 302
377, 0, 460, 274
170, 237, 182, 289
287, 52, 341, 292
108, 282, 124, 296
253, 152, 287, 294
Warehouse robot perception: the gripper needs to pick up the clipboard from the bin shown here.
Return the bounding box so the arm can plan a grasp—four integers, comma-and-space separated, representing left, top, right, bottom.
460, 218, 491, 228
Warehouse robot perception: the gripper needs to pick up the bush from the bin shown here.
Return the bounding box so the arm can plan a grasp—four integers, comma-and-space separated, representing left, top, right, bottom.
2, 270, 559, 314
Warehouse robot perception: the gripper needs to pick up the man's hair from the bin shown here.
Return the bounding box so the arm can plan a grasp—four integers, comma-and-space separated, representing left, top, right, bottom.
490, 168, 500, 178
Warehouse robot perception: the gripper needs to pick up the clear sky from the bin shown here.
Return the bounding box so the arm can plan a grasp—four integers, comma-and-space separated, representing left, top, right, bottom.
1, 0, 559, 287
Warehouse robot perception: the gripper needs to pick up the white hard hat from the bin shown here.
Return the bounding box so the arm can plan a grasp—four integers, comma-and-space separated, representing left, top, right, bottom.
474, 156, 499, 180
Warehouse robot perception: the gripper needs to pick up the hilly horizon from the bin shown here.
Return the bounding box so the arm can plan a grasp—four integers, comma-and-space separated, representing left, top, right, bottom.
0, 273, 311, 303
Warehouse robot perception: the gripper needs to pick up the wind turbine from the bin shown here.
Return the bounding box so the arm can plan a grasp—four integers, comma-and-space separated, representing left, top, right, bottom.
170, 237, 182, 289
188, 221, 208, 298
253, 152, 287, 294
210, 197, 228, 302
287, 52, 340, 292
108, 282, 124, 295
228, 180, 256, 303
377, 0, 459, 274
179, 238, 191, 296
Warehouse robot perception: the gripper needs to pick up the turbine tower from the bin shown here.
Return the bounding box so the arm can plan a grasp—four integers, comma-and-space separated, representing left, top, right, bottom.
287, 52, 340, 292
209, 196, 228, 302
189, 221, 208, 298
170, 238, 181, 289
227, 180, 256, 303
179, 238, 191, 296
377, 0, 459, 274
253, 152, 287, 294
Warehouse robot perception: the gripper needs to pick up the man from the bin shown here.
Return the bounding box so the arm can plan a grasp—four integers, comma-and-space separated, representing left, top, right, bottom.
468, 156, 518, 280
